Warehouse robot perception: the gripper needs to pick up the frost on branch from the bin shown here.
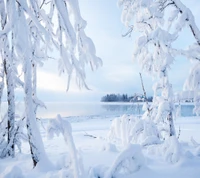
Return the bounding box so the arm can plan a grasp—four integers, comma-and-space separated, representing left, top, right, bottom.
104, 144, 145, 178
146, 135, 181, 164
47, 114, 84, 178
53, 0, 102, 90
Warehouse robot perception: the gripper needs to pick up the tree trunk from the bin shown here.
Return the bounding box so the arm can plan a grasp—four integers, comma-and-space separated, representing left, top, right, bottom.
24, 57, 46, 167
0, 66, 4, 107
2, 39, 15, 158
0, 1, 15, 158
168, 111, 176, 137
32, 61, 38, 115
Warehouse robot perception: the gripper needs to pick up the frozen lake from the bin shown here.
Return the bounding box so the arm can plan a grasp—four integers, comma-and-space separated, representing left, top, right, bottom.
1, 102, 196, 119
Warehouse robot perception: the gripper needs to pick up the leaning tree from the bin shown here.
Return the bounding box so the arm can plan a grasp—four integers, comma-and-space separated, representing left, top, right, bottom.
0, 0, 101, 167
118, 0, 200, 137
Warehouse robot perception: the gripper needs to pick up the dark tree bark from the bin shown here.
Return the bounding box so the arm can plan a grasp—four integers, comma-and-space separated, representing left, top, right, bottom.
0, 1, 15, 157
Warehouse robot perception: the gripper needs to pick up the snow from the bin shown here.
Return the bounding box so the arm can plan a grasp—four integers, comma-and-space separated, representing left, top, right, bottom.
1, 0, 200, 177
104, 144, 145, 178
2, 166, 24, 178
1, 114, 200, 177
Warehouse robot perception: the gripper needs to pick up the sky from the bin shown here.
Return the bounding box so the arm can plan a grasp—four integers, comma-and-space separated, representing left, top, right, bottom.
7, 0, 200, 103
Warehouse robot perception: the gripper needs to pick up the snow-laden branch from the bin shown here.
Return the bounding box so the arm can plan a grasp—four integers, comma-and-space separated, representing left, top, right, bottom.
47, 114, 84, 178
171, 0, 200, 45
0, 0, 102, 166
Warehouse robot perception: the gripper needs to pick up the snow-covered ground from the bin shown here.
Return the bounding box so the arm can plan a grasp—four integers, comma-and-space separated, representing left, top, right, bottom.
1, 114, 200, 178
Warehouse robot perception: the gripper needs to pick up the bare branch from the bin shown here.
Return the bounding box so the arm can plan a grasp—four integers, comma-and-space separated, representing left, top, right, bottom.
122, 25, 134, 37
139, 73, 152, 115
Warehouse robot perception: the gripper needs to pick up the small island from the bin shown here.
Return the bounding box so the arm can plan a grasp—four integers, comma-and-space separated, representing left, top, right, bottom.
101, 93, 153, 102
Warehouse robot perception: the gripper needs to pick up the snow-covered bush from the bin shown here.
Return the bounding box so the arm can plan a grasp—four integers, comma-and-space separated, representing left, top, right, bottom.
145, 136, 181, 164
107, 115, 160, 147
161, 136, 181, 163
108, 115, 135, 146
104, 144, 145, 178
47, 114, 84, 178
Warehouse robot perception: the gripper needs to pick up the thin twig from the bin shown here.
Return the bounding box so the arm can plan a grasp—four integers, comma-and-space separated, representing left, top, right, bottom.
177, 126, 181, 139
139, 72, 151, 115
122, 25, 134, 37
84, 132, 97, 139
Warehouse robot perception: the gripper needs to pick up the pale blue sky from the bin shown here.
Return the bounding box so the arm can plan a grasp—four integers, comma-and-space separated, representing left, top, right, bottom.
7, 0, 200, 102
39, 0, 200, 102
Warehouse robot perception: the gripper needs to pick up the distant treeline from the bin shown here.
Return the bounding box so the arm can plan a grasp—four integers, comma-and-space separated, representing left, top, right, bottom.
101, 93, 153, 102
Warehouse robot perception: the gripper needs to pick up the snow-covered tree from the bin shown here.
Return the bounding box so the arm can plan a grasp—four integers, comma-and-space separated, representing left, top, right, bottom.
155, 0, 200, 117
0, 0, 16, 157
0, 0, 101, 167
118, 0, 200, 137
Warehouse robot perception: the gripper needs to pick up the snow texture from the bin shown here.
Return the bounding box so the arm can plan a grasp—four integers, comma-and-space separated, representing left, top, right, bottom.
104, 144, 145, 178
2, 166, 24, 178
1, 114, 200, 177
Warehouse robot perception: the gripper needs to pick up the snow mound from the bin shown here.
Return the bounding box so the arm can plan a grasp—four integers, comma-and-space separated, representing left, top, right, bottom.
35, 156, 55, 172
2, 166, 24, 178
101, 143, 118, 152
104, 144, 145, 178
